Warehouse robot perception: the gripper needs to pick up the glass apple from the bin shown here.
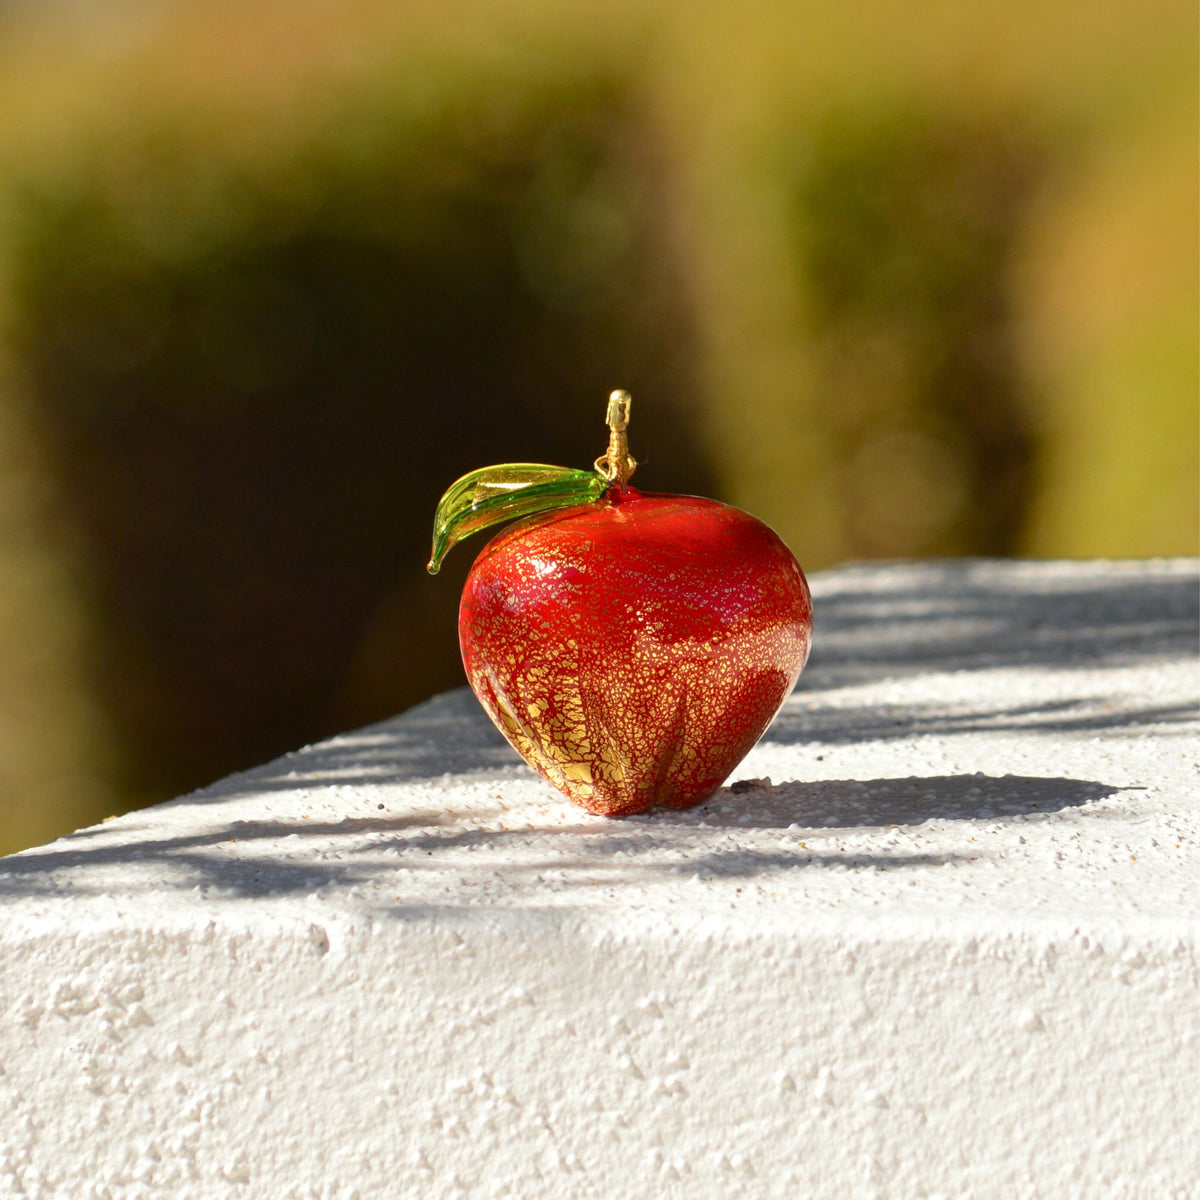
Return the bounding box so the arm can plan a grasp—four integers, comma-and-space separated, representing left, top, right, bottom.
428, 392, 811, 816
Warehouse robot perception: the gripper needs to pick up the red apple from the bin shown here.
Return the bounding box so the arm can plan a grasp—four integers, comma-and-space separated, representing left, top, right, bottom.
429, 392, 812, 816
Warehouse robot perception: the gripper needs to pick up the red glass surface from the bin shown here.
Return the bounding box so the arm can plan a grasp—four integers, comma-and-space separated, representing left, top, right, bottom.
459, 487, 812, 816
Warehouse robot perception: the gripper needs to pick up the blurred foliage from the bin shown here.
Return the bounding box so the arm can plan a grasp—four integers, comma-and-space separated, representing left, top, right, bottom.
0, 0, 1194, 852
786, 109, 1043, 558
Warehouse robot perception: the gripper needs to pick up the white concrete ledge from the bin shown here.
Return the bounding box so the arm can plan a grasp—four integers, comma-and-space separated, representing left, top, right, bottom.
2, 559, 1197, 1199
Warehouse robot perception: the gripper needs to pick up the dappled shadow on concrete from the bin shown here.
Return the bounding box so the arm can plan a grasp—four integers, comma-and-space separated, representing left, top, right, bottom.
1, 561, 1185, 903
0, 772, 1124, 901
766, 696, 1195, 747
172, 687, 518, 802
799, 561, 1198, 689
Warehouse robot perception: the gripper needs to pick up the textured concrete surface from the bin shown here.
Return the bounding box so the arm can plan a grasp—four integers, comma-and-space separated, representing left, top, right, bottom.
1, 558, 1197, 1199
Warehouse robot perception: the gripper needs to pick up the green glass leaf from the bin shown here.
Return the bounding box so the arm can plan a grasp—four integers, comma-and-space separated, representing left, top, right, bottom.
427, 463, 605, 573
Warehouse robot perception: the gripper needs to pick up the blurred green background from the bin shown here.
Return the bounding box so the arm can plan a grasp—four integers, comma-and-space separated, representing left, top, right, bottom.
0, 0, 1195, 854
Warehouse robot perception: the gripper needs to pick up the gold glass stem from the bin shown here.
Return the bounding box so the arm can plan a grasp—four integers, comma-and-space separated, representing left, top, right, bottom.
594, 389, 637, 487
